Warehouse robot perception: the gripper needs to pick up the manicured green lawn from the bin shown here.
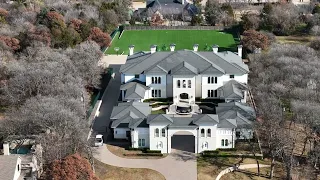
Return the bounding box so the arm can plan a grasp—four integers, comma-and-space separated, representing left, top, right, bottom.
106, 30, 238, 54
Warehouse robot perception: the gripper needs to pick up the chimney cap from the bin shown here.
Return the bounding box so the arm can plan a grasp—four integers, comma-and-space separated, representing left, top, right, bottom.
150, 44, 157, 48
170, 43, 176, 47
237, 45, 243, 48
129, 45, 135, 48
212, 44, 219, 48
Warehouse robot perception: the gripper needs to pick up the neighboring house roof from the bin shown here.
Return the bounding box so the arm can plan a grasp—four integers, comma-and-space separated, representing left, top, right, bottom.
110, 102, 151, 120
216, 102, 256, 121
120, 82, 149, 100
0, 155, 19, 180
120, 50, 249, 75
217, 80, 247, 100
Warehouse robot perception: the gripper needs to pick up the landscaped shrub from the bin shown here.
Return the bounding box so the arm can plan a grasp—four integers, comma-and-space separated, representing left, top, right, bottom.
125, 147, 148, 151
143, 98, 173, 103
203, 150, 219, 154
151, 102, 170, 108
217, 148, 237, 151
202, 153, 263, 159
145, 149, 161, 153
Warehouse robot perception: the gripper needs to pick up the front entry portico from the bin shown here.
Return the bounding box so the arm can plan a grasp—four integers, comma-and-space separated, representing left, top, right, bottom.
167, 129, 198, 153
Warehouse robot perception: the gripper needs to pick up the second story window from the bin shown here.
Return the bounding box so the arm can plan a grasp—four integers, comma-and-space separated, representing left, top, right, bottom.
183, 80, 186, 88
208, 90, 218, 97
152, 77, 161, 84
152, 90, 161, 98
177, 80, 181, 88
188, 80, 191, 88
135, 74, 139, 78
208, 77, 218, 84
230, 75, 234, 79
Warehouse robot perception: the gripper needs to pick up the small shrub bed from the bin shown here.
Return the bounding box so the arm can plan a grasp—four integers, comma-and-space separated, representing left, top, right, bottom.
124, 153, 163, 157
202, 150, 219, 154
217, 148, 237, 151
144, 98, 173, 103
125, 147, 148, 151
145, 149, 161, 153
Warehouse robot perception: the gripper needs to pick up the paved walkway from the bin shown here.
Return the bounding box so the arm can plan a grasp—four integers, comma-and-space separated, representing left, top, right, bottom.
94, 145, 197, 180
215, 163, 271, 180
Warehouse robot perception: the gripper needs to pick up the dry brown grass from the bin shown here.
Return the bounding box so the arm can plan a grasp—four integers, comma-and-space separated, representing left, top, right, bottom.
197, 157, 285, 180
276, 36, 314, 45
94, 159, 165, 180
107, 144, 166, 159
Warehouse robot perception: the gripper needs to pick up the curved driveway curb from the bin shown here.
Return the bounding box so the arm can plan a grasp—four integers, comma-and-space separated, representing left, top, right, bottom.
216, 164, 271, 180
94, 146, 197, 180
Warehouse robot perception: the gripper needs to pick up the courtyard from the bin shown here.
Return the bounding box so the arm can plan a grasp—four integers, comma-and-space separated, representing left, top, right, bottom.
106, 30, 239, 54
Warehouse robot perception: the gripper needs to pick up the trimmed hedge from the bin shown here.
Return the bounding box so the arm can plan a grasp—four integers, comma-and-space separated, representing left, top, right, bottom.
151, 102, 170, 108
143, 98, 173, 102
217, 148, 237, 151
203, 150, 219, 154
145, 149, 161, 153
125, 147, 148, 151
124, 153, 163, 157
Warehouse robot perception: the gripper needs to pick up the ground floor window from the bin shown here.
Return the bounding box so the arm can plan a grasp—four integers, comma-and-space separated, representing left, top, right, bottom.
152, 89, 161, 98
138, 139, 146, 147
221, 139, 228, 146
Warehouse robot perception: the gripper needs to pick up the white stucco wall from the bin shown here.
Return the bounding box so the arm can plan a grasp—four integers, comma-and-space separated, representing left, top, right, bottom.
114, 128, 130, 139
198, 125, 217, 153
122, 74, 146, 83
195, 75, 202, 98
166, 75, 173, 97
13, 157, 21, 180
216, 128, 236, 149
145, 74, 167, 99
149, 125, 169, 153
201, 74, 248, 99
172, 75, 196, 103
132, 128, 150, 148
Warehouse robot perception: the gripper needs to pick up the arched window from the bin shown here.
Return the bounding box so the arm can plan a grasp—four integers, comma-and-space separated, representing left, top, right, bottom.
155, 128, 159, 137
177, 80, 181, 88
225, 139, 228, 146
207, 77, 210, 84
215, 77, 218, 83
152, 77, 154, 84
221, 139, 225, 146
162, 128, 165, 137
207, 129, 211, 137
188, 80, 191, 88
183, 80, 186, 88
158, 77, 161, 84
201, 129, 205, 137
155, 77, 158, 84
211, 77, 214, 84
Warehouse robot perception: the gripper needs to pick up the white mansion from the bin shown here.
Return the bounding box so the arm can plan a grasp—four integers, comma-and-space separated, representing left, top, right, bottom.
110, 45, 255, 153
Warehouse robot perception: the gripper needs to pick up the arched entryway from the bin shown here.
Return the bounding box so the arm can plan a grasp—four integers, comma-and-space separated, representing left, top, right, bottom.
171, 131, 195, 153
180, 93, 189, 99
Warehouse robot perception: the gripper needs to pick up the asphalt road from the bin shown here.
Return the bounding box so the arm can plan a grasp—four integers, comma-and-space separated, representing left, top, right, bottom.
92, 65, 121, 141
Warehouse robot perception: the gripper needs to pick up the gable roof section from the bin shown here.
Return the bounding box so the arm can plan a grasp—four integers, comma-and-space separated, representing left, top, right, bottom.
120, 82, 149, 100
0, 155, 19, 180
193, 114, 219, 125
216, 102, 256, 120
170, 61, 198, 75
120, 50, 249, 76
147, 114, 173, 125
217, 80, 247, 100
110, 102, 151, 120
218, 110, 252, 128
218, 118, 237, 128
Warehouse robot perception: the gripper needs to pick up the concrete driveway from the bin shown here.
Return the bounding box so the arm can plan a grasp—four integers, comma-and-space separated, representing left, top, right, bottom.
94, 145, 197, 180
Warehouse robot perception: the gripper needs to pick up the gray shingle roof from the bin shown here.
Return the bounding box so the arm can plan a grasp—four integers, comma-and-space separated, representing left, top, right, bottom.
217, 80, 247, 100
110, 102, 151, 120
170, 61, 198, 75
147, 114, 173, 125
216, 102, 256, 121
0, 155, 19, 180
218, 110, 252, 128
120, 50, 248, 75
120, 82, 149, 100
193, 114, 219, 125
